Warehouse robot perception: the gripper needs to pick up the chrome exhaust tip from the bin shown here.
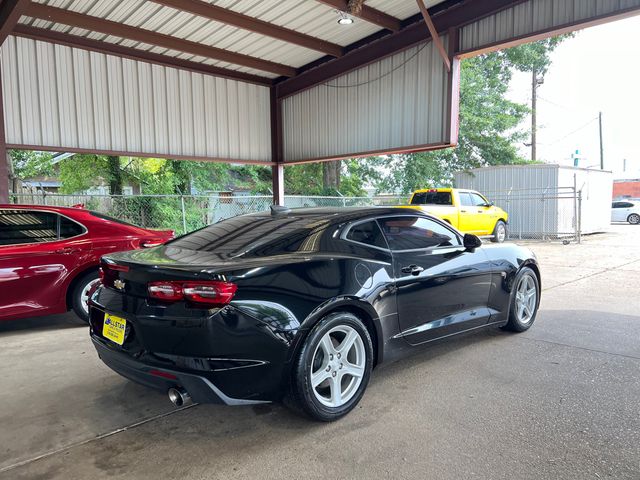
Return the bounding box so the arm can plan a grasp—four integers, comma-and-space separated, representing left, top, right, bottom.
168, 387, 192, 407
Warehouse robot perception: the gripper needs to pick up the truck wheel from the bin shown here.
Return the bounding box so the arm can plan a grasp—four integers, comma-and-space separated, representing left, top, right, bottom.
491, 220, 507, 243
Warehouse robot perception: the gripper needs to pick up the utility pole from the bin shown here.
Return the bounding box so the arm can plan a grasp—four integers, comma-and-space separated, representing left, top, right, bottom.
531, 69, 544, 162
531, 69, 537, 162
598, 111, 604, 170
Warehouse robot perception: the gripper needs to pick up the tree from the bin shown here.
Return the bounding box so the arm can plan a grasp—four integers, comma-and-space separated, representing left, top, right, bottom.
374, 36, 571, 194
9, 150, 54, 179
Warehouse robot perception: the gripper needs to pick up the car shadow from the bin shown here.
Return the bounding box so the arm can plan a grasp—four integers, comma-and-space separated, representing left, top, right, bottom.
0, 311, 85, 335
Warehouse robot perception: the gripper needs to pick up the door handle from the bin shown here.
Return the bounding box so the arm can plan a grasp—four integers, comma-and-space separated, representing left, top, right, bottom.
460, 210, 467, 213
401, 265, 424, 275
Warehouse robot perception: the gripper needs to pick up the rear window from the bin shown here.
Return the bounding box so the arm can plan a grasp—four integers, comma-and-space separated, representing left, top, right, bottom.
410, 191, 452, 206
0, 209, 85, 245
169, 214, 334, 257
90, 211, 138, 227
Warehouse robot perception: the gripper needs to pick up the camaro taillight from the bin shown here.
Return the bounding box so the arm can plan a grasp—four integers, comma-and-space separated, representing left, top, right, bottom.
148, 281, 237, 307
100, 263, 129, 288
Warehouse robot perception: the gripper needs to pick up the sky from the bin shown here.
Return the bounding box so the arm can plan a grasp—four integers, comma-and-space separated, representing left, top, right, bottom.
506, 14, 640, 179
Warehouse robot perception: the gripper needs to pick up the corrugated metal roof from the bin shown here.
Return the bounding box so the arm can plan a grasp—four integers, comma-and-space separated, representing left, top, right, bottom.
18, 0, 449, 77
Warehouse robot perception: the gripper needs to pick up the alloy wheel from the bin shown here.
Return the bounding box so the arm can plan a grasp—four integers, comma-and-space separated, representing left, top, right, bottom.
310, 325, 366, 408
80, 279, 101, 315
515, 274, 537, 325
496, 223, 506, 242
629, 214, 640, 225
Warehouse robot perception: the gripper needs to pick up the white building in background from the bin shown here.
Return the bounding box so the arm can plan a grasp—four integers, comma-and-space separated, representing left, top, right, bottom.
454, 165, 613, 237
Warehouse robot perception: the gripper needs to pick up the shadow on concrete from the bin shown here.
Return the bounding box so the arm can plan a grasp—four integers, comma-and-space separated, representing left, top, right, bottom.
0, 312, 84, 335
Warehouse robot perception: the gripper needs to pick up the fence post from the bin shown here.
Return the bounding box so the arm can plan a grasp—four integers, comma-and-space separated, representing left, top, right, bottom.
577, 190, 582, 244
180, 196, 187, 234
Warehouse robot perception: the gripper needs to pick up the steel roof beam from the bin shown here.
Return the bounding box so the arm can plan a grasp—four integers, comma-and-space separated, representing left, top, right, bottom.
276, 0, 524, 98
416, 0, 450, 71
0, 0, 30, 45
152, 0, 343, 58
25, 2, 297, 77
316, 0, 401, 31
12, 25, 274, 86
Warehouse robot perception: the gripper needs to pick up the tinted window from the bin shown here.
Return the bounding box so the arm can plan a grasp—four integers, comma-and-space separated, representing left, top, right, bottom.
378, 216, 460, 250
60, 216, 85, 239
169, 214, 334, 257
90, 211, 137, 227
618, 202, 634, 208
459, 192, 474, 206
410, 191, 452, 206
0, 210, 58, 245
345, 221, 387, 249
612, 202, 622, 208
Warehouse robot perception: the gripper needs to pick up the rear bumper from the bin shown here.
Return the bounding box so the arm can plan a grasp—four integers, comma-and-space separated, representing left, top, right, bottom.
91, 336, 269, 405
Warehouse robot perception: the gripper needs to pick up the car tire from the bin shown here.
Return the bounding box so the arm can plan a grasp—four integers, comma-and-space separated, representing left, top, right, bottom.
71, 270, 101, 323
491, 220, 507, 243
287, 312, 373, 422
628, 213, 640, 225
503, 267, 540, 332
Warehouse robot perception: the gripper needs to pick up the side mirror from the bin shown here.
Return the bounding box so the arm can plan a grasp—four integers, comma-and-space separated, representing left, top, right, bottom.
483, 202, 494, 207
463, 233, 482, 250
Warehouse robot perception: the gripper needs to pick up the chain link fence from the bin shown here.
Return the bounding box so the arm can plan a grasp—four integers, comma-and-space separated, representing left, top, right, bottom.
9, 188, 582, 242
9, 193, 407, 234
482, 187, 582, 243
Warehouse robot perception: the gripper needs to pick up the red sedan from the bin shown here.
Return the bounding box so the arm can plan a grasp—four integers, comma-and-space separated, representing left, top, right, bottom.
0, 204, 173, 322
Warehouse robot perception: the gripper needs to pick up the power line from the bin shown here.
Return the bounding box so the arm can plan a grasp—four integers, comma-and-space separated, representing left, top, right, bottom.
546, 116, 599, 145
322, 43, 428, 89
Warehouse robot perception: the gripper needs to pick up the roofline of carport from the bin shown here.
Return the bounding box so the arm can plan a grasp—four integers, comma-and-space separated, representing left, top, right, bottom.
12, 25, 275, 87
455, 5, 640, 58
281, 141, 454, 165
5, 144, 277, 166
273, 0, 527, 99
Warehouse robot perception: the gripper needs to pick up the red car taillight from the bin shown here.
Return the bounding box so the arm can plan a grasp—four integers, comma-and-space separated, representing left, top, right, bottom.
148, 281, 237, 307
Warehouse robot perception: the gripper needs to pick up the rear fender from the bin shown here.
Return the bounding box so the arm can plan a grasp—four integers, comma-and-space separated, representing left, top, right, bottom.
293, 296, 384, 365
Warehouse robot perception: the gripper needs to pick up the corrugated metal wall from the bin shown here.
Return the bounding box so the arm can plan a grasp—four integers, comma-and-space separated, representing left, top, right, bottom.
281, 36, 449, 162
0, 36, 272, 162
454, 165, 561, 237
454, 165, 560, 193
460, 0, 640, 52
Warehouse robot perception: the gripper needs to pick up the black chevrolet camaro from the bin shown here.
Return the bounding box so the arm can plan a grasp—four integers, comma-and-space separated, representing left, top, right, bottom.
89, 207, 540, 421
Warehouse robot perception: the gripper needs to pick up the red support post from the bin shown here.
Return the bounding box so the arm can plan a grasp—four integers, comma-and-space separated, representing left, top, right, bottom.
0, 71, 9, 203
270, 87, 284, 206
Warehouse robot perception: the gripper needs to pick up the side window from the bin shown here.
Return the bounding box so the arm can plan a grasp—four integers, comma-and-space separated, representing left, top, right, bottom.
612, 202, 621, 208
0, 210, 58, 245
469, 193, 488, 206
345, 221, 387, 249
459, 193, 474, 206
59, 216, 85, 239
378, 216, 461, 251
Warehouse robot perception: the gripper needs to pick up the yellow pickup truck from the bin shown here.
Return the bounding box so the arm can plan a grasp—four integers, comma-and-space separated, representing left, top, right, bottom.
406, 188, 509, 242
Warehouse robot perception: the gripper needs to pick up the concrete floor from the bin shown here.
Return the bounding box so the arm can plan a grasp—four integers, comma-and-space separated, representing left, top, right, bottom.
1, 225, 639, 479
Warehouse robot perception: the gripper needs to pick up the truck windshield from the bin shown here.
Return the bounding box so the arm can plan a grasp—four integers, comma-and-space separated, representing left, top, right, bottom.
411, 192, 452, 206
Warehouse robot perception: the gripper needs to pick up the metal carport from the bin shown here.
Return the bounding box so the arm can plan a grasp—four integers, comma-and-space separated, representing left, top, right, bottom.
1, 0, 639, 204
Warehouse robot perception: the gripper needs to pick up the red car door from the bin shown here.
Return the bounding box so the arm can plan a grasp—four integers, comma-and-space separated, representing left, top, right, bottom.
0, 209, 89, 320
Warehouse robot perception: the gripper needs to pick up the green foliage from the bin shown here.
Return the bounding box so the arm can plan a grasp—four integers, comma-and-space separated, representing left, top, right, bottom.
9, 150, 54, 178
284, 159, 381, 196
373, 36, 570, 194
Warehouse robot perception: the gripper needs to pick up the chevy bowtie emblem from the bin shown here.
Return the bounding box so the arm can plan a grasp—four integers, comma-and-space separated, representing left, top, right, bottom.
113, 279, 126, 291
